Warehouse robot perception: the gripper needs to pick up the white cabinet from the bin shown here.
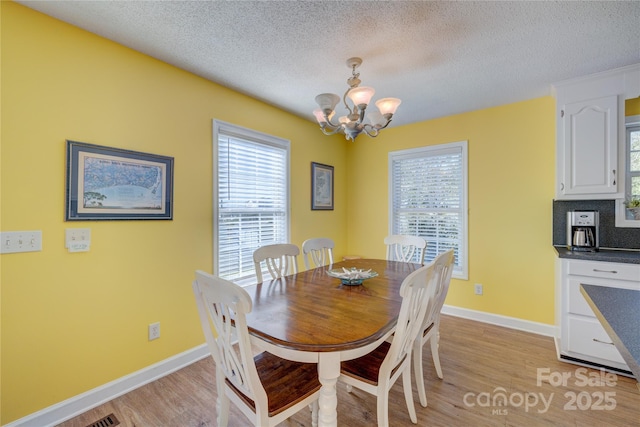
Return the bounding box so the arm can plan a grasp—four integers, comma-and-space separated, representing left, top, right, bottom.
559, 95, 618, 197
553, 64, 640, 200
557, 259, 640, 373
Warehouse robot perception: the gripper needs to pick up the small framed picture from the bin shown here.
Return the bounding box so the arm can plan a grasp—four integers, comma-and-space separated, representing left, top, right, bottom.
311, 162, 334, 210
65, 140, 174, 220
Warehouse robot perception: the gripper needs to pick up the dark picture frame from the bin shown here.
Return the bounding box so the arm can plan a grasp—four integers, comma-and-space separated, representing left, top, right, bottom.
311, 162, 334, 210
65, 140, 174, 220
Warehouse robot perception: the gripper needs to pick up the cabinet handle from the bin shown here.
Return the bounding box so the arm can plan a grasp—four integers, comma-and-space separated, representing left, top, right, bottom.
612, 169, 616, 186
593, 338, 614, 346
560, 183, 564, 191
592, 269, 618, 274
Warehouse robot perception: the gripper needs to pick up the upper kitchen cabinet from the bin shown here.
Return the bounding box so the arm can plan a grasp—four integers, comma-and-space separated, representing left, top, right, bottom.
553, 64, 640, 200
560, 95, 618, 197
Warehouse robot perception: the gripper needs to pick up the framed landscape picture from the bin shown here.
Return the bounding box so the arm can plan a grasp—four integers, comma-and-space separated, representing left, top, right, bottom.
65, 140, 174, 220
311, 162, 334, 210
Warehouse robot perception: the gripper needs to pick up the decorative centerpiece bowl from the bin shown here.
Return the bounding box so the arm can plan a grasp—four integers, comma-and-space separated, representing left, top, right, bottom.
327, 267, 378, 286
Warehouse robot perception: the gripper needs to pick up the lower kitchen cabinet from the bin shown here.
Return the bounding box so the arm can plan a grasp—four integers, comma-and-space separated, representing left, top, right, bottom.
557, 258, 640, 373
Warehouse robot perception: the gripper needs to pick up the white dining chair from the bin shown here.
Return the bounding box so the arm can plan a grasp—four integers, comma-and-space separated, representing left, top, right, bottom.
253, 243, 299, 283
413, 249, 455, 408
384, 235, 427, 264
192, 271, 320, 427
338, 261, 438, 427
302, 237, 334, 269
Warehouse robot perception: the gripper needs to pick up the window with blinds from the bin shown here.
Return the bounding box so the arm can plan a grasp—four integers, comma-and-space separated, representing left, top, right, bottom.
213, 120, 290, 282
627, 124, 640, 199
389, 141, 468, 279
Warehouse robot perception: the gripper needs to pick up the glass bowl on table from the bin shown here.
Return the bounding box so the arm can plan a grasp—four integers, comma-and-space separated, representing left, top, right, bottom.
327, 267, 378, 286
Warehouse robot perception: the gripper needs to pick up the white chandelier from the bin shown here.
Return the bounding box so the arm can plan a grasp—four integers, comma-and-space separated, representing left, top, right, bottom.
313, 57, 401, 141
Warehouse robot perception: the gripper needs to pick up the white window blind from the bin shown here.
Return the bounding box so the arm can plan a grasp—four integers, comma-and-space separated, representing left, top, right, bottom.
213, 120, 290, 282
389, 141, 468, 279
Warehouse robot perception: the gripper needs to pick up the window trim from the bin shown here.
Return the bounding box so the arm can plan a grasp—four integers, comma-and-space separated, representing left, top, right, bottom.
615, 115, 640, 228
388, 140, 468, 280
212, 119, 291, 280
625, 115, 640, 199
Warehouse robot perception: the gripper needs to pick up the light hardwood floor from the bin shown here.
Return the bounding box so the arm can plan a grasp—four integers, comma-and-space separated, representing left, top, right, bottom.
57, 315, 640, 427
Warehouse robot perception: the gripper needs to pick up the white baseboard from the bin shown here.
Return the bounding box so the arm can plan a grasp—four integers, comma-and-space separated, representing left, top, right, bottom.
441, 304, 556, 337
4, 344, 210, 427
6, 308, 554, 427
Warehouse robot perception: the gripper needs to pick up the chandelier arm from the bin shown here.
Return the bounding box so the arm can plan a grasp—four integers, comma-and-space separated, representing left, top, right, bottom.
342, 88, 356, 117
357, 106, 367, 125
319, 123, 344, 136
322, 115, 344, 130
361, 124, 380, 138
375, 117, 393, 130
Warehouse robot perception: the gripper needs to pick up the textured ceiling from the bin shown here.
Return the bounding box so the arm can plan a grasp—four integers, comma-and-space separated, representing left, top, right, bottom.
17, 1, 640, 128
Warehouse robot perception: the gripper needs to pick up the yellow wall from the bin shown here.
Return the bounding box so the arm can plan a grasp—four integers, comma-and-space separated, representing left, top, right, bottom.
1, 1, 575, 424
0, 3, 346, 423
627, 98, 640, 115
345, 97, 557, 323
0, 1, 3, 419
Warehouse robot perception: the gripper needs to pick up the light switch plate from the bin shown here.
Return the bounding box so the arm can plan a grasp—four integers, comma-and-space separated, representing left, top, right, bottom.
65, 228, 91, 252
0, 231, 43, 253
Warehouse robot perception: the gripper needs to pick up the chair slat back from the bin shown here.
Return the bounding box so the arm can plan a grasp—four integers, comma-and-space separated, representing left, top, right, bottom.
384, 235, 427, 264
192, 271, 266, 407
253, 243, 299, 283
302, 238, 335, 269
422, 249, 455, 329
383, 262, 437, 371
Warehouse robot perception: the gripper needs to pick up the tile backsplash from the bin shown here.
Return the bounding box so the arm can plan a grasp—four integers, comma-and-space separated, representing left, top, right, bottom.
552, 199, 640, 250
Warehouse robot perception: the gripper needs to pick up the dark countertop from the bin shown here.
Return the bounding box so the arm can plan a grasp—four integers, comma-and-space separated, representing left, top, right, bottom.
580, 284, 640, 386
554, 246, 640, 264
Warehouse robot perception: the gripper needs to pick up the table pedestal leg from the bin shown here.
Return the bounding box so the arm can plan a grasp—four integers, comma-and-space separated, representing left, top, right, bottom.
317, 352, 340, 427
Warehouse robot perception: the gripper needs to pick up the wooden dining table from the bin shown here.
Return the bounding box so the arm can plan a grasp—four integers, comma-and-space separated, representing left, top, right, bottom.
243, 258, 422, 427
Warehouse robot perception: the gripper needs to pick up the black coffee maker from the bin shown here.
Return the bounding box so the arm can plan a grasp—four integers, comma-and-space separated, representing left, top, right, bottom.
567, 211, 599, 252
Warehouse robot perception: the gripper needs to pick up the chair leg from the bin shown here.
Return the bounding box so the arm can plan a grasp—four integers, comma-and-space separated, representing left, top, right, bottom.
376, 389, 390, 427
402, 367, 418, 423
310, 400, 319, 427
413, 341, 427, 408
217, 393, 230, 427
216, 371, 230, 427
431, 331, 443, 379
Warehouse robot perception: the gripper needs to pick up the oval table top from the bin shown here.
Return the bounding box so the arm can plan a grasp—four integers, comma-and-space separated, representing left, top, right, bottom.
244, 258, 422, 353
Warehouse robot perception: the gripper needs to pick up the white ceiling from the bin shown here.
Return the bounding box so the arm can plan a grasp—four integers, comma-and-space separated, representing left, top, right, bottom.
18, 1, 640, 128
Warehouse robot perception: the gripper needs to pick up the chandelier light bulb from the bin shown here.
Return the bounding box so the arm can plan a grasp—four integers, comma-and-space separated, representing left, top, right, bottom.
347, 86, 375, 108
315, 93, 340, 114
367, 111, 385, 127
313, 109, 327, 123
375, 98, 402, 116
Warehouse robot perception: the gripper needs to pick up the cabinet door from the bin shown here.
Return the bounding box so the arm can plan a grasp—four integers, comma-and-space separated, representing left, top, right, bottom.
561, 95, 618, 196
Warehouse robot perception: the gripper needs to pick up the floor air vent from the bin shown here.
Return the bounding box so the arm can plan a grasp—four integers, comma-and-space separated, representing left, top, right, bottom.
86, 413, 120, 427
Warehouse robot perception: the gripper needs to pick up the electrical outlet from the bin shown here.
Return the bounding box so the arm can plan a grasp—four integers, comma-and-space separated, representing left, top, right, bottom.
474, 283, 483, 295
0, 231, 42, 254
148, 322, 160, 341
